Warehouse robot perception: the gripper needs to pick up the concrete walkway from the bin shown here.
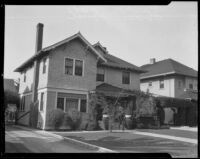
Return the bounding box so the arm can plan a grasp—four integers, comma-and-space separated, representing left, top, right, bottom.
170, 126, 197, 132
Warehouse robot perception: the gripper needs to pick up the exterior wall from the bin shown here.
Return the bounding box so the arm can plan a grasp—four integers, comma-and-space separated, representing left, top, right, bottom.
185, 76, 197, 90
37, 57, 49, 89
48, 39, 97, 91
19, 66, 34, 94
17, 93, 32, 125
37, 89, 47, 129
140, 76, 175, 97
97, 67, 140, 90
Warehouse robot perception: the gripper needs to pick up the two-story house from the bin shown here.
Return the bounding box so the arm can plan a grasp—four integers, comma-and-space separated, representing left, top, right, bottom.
140, 58, 198, 100
14, 23, 145, 129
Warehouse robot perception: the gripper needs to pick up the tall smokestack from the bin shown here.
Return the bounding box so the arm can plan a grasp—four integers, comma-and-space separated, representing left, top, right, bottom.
32, 23, 44, 102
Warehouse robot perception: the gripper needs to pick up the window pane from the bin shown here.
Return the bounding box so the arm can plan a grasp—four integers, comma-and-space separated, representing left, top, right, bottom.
189, 84, 193, 89
149, 82, 152, 87
75, 60, 83, 76
97, 68, 105, 81
122, 71, 130, 84
80, 99, 87, 113
43, 58, 47, 74
160, 79, 164, 89
65, 58, 73, 75
24, 71, 26, 82
57, 97, 64, 110
40, 93, 44, 111
65, 98, 79, 112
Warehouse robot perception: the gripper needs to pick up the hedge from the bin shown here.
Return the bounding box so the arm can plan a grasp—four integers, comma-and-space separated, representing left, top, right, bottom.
155, 96, 197, 126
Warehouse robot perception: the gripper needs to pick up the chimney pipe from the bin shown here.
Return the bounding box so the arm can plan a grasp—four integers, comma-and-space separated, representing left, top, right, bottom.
35, 23, 43, 53
150, 58, 156, 64
32, 23, 44, 103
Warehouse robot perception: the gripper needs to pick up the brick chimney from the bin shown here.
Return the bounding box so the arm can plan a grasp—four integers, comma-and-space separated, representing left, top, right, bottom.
32, 23, 44, 102
150, 58, 156, 64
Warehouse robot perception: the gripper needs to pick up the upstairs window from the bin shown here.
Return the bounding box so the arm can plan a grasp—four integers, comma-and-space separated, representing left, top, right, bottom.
40, 92, 44, 111
96, 68, 105, 82
189, 83, 193, 89
122, 71, 130, 84
148, 81, 152, 87
42, 58, 47, 74
159, 79, 164, 89
65, 58, 73, 75
23, 71, 26, 82
75, 60, 83, 76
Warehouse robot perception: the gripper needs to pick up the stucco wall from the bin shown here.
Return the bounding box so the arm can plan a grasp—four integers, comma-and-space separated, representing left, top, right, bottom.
37, 57, 49, 89
48, 39, 97, 91
17, 94, 32, 126
19, 66, 34, 94
140, 77, 175, 97
97, 67, 140, 90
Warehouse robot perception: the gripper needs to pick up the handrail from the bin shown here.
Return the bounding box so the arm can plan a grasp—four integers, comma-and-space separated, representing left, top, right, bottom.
16, 111, 30, 121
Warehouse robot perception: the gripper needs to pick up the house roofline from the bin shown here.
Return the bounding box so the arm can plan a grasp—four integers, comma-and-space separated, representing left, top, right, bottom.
14, 32, 107, 72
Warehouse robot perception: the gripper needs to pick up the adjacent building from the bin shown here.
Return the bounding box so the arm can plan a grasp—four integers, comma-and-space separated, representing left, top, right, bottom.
140, 58, 198, 100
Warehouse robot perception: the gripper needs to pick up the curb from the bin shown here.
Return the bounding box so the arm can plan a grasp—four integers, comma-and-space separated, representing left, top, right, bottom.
12, 125, 116, 153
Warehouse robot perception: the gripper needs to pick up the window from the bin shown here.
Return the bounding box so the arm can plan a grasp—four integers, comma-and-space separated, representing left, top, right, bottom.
96, 68, 105, 82
65, 58, 73, 75
189, 83, 193, 89
148, 82, 152, 87
80, 99, 87, 113
40, 93, 44, 111
24, 71, 26, 82
159, 79, 164, 89
65, 98, 79, 112
75, 60, 83, 76
122, 71, 130, 84
57, 97, 64, 110
42, 58, 47, 74
20, 96, 25, 111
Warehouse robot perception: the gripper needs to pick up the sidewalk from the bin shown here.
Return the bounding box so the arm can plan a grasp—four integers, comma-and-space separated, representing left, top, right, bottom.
170, 126, 197, 132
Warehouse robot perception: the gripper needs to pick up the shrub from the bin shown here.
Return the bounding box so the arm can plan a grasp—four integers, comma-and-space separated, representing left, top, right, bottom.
67, 109, 82, 130
48, 108, 65, 130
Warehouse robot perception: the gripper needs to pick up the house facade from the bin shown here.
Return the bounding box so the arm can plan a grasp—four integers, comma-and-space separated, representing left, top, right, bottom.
140, 58, 198, 100
15, 23, 145, 129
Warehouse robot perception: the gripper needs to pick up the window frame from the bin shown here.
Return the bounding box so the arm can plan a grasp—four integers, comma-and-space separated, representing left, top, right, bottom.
57, 97, 65, 111
64, 57, 84, 76
23, 70, 26, 82
40, 92, 44, 111
20, 96, 25, 112
189, 83, 193, 89
159, 79, 164, 89
56, 96, 87, 113
148, 81, 152, 87
80, 99, 87, 113
42, 58, 47, 74
96, 67, 105, 82
122, 71, 130, 85
64, 57, 74, 75
74, 59, 84, 76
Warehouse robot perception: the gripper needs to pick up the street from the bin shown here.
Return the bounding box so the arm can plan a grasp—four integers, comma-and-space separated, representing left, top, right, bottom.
5, 125, 197, 157
5, 125, 97, 153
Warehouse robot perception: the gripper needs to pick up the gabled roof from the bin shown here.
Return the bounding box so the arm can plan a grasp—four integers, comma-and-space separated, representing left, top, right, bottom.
140, 58, 198, 79
14, 32, 107, 72
93, 42, 146, 73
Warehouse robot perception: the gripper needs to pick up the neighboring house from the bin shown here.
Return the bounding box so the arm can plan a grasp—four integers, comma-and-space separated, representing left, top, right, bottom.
14, 23, 145, 129
140, 58, 198, 100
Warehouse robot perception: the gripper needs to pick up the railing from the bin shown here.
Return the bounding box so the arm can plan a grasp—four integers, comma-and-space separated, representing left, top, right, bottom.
16, 111, 30, 122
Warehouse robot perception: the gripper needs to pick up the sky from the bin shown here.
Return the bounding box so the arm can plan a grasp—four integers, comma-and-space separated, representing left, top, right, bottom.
4, 2, 198, 80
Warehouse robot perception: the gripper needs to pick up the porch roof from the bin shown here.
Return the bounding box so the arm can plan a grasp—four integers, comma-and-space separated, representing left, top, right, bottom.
93, 83, 140, 98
